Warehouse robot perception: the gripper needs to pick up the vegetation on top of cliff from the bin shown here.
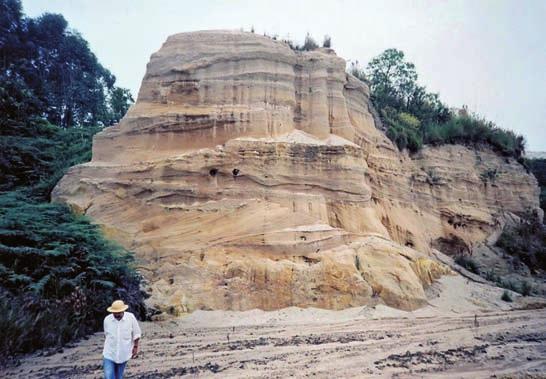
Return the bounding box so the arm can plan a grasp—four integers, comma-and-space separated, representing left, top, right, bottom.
280, 33, 322, 51
351, 49, 526, 160
257, 30, 330, 51
322, 35, 331, 48
0, 0, 142, 361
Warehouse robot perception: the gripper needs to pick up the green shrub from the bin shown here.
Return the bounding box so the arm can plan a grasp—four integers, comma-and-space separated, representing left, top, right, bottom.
397, 112, 420, 129
349, 61, 367, 82
381, 104, 517, 157
492, 278, 533, 297
381, 107, 423, 153
302, 33, 319, 51
455, 255, 480, 274
521, 280, 533, 296
480, 168, 498, 183
322, 35, 331, 48
527, 158, 546, 218
1, 120, 99, 196
423, 114, 525, 159
485, 270, 499, 283
0, 191, 145, 360
0, 1, 143, 362
353, 48, 526, 160
499, 279, 520, 293
496, 216, 546, 272
0, 119, 145, 362
501, 290, 513, 302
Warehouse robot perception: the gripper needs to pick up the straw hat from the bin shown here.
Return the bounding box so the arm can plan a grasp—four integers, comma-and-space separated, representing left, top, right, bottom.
107, 300, 129, 313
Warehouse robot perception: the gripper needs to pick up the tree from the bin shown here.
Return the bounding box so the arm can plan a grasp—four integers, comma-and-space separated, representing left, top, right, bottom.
108, 87, 134, 124
365, 48, 418, 110
406, 86, 451, 125
0, 1, 118, 128
353, 48, 525, 158
0, 0, 25, 70
28, 14, 115, 127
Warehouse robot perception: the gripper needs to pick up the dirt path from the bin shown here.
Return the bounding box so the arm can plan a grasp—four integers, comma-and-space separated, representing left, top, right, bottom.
3, 308, 546, 378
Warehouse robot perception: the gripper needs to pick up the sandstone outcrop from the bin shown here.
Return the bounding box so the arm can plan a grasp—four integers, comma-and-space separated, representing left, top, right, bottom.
52, 30, 541, 314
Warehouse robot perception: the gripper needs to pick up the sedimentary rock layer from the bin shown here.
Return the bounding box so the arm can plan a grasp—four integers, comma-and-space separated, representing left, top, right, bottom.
53, 31, 541, 313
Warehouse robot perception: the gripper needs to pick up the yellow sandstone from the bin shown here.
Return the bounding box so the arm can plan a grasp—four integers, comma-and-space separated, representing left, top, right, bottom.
52, 31, 541, 314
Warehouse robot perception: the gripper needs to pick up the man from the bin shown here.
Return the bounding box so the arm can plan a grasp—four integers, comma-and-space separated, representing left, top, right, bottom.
103, 300, 142, 379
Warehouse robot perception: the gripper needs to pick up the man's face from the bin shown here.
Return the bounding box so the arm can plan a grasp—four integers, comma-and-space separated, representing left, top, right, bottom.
113, 311, 124, 320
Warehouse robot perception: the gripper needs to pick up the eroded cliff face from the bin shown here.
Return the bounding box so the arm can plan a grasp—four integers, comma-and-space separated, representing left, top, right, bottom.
52, 31, 541, 313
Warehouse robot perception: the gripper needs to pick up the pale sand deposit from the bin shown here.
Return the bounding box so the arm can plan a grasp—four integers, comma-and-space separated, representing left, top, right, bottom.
3, 276, 546, 378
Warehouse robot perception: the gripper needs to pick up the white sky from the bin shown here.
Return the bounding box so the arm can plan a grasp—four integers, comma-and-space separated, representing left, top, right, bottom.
23, 0, 546, 151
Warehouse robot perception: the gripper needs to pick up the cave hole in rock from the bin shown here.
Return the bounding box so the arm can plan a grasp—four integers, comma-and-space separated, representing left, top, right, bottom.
209, 168, 218, 177
232, 168, 240, 177
432, 235, 470, 256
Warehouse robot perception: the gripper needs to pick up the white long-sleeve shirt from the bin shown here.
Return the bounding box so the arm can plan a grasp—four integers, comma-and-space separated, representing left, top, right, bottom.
103, 311, 142, 364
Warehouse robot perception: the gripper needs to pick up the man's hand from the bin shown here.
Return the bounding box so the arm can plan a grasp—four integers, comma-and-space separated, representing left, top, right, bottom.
132, 338, 140, 358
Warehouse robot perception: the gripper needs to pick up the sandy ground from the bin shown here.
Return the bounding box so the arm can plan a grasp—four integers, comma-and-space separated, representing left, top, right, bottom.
2, 276, 546, 378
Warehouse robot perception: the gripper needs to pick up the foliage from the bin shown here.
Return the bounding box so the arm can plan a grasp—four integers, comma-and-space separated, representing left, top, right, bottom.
355, 48, 525, 159
501, 290, 513, 302
485, 270, 534, 296
528, 158, 546, 185
381, 107, 422, 153
361, 48, 450, 152
0, 116, 146, 360
480, 168, 498, 183
0, 0, 143, 361
322, 35, 331, 48
366, 49, 418, 111
105, 87, 134, 125
0, 0, 133, 128
0, 119, 98, 195
282, 33, 320, 52
521, 280, 533, 296
496, 216, 546, 273
455, 255, 480, 275
0, 119, 146, 361
349, 61, 366, 82
0, 76, 42, 123
0, 191, 145, 358
301, 33, 318, 51
423, 111, 525, 159
527, 158, 546, 216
